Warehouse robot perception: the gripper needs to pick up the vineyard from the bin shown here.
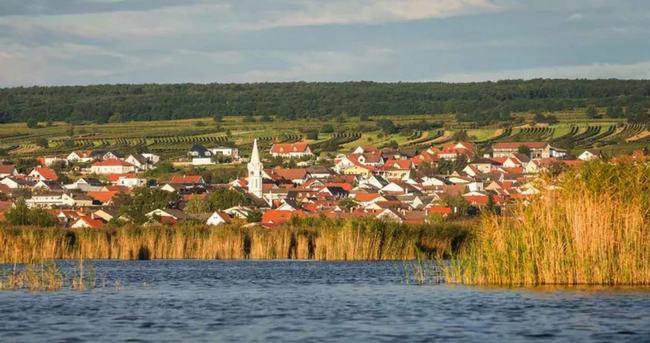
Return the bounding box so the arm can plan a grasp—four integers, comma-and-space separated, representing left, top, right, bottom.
0, 113, 648, 160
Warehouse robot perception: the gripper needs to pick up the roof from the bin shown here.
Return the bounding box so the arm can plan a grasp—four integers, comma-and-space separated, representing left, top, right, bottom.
269, 168, 308, 181
107, 173, 139, 182
93, 159, 134, 167
493, 142, 548, 149
74, 216, 105, 229
383, 159, 412, 170
262, 210, 305, 226
270, 142, 311, 154
31, 167, 59, 181
170, 175, 204, 184
0, 164, 16, 174
87, 191, 118, 204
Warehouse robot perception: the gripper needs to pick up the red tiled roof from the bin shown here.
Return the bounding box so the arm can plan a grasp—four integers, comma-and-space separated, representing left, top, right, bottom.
262, 210, 305, 226
170, 175, 204, 184
323, 182, 353, 191
32, 167, 59, 181
107, 173, 139, 182
0, 164, 16, 174
271, 142, 310, 154
74, 216, 105, 229
270, 168, 308, 181
427, 206, 453, 215
383, 159, 412, 170
353, 193, 381, 202
87, 191, 118, 204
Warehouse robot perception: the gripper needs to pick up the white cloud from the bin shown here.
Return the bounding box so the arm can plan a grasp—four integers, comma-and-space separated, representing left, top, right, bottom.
437, 60, 650, 82
238, 0, 502, 30
236, 48, 394, 82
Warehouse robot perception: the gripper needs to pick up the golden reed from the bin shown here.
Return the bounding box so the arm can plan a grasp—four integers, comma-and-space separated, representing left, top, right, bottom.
445, 159, 650, 285
0, 218, 469, 263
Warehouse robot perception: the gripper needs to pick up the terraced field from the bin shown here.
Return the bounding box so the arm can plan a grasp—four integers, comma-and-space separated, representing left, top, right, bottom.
0, 112, 647, 160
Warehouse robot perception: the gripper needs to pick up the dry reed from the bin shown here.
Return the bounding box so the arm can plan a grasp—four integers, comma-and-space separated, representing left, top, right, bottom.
444, 159, 650, 285
0, 219, 469, 263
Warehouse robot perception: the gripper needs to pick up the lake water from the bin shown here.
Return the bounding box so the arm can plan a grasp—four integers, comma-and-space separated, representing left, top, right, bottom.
1, 260, 649, 342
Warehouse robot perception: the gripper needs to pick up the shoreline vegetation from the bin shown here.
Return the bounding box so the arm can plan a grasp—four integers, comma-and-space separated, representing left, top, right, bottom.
444, 159, 650, 286
0, 219, 471, 263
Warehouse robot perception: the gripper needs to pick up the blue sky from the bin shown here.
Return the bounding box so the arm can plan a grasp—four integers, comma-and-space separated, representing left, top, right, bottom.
1, 0, 649, 86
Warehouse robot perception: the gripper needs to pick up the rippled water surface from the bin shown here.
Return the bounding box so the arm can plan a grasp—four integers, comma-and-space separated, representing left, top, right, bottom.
1, 260, 649, 342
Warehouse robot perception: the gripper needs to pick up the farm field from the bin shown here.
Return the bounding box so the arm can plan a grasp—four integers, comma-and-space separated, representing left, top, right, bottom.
0, 111, 648, 161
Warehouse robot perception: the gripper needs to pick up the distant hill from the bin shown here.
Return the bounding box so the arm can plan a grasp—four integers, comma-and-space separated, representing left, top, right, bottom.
0, 79, 649, 124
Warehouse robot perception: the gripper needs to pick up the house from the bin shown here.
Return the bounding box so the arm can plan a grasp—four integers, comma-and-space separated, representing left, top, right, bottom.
267, 168, 309, 185
438, 142, 475, 161
87, 191, 119, 205
70, 216, 105, 229
492, 142, 563, 159
209, 147, 239, 160
0, 177, 33, 189
125, 154, 155, 171
25, 193, 77, 208
0, 164, 18, 178
206, 211, 232, 226
261, 210, 304, 226
145, 208, 191, 225
90, 159, 135, 175
66, 150, 94, 163
37, 156, 68, 168
115, 175, 147, 188
28, 167, 59, 181
270, 142, 313, 158
578, 149, 602, 161
188, 144, 213, 165
170, 175, 206, 185
64, 178, 104, 192
378, 160, 413, 180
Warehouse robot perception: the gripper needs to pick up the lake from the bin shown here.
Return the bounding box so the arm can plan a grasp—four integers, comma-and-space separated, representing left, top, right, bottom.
1, 260, 649, 342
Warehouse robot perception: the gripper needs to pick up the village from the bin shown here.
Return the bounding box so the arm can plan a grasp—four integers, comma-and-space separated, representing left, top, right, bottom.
0, 136, 643, 230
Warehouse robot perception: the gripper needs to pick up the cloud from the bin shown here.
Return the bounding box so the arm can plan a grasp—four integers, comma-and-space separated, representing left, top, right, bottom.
437, 60, 650, 82
237, 0, 502, 30
236, 48, 394, 82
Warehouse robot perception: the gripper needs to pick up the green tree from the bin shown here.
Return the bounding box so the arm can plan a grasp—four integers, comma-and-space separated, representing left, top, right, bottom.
206, 188, 251, 211
586, 105, 600, 119
376, 119, 397, 134
184, 196, 210, 214
247, 210, 262, 223
118, 188, 180, 224
517, 145, 531, 156
337, 197, 358, 209
35, 138, 49, 148
213, 114, 223, 123
26, 119, 38, 129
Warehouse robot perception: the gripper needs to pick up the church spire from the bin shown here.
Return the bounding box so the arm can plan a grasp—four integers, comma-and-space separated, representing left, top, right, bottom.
247, 139, 263, 198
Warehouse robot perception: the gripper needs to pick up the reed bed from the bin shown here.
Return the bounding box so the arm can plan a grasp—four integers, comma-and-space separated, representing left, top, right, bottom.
0, 260, 97, 291
0, 219, 469, 263
445, 159, 650, 286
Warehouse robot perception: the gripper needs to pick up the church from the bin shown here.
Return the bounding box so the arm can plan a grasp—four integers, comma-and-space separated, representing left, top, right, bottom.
247, 139, 263, 198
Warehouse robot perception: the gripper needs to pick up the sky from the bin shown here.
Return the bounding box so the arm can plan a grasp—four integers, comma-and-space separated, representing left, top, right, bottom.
1, 0, 649, 87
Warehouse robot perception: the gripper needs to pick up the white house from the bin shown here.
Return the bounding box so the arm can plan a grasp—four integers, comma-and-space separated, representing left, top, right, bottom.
188, 145, 214, 165
115, 176, 147, 188
578, 149, 601, 161
209, 147, 239, 160
90, 159, 136, 175
270, 142, 313, 158
66, 150, 94, 163
206, 211, 231, 226
125, 154, 156, 171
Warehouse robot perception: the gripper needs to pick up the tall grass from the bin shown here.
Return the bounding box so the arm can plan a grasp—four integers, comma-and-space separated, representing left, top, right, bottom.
445, 159, 650, 285
0, 260, 97, 291
0, 219, 470, 263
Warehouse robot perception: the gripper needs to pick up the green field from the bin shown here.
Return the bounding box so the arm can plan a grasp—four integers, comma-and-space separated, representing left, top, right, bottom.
0, 111, 648, 161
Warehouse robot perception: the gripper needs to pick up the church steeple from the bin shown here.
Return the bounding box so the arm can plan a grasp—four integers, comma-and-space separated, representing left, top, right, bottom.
247, 139, 263, 198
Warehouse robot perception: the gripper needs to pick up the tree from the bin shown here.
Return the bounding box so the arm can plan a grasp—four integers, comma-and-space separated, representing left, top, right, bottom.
376, 119, 397, 134
247, 210, 262, 223
26, 119, 38, 129
205, 188, 251, 211
5, 199, 58, 227
586, 105, 600, 119
35, 138, 48, 148
305, 130, 319, 140
184, 196, 210, 214
517, 145, 531, 157
337, 197, 358, 209
118, 188, 180, 224
213, 114, 223, 123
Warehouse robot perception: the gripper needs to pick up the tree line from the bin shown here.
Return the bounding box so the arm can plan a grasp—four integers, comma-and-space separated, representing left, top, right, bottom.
1, 79, 649, 124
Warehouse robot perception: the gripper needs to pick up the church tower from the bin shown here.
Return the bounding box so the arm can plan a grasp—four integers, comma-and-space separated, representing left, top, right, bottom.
247, 139, 263, 198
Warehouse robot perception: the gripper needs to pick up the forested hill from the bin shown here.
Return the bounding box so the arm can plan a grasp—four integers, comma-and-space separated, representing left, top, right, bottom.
1, 79, 649, 124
